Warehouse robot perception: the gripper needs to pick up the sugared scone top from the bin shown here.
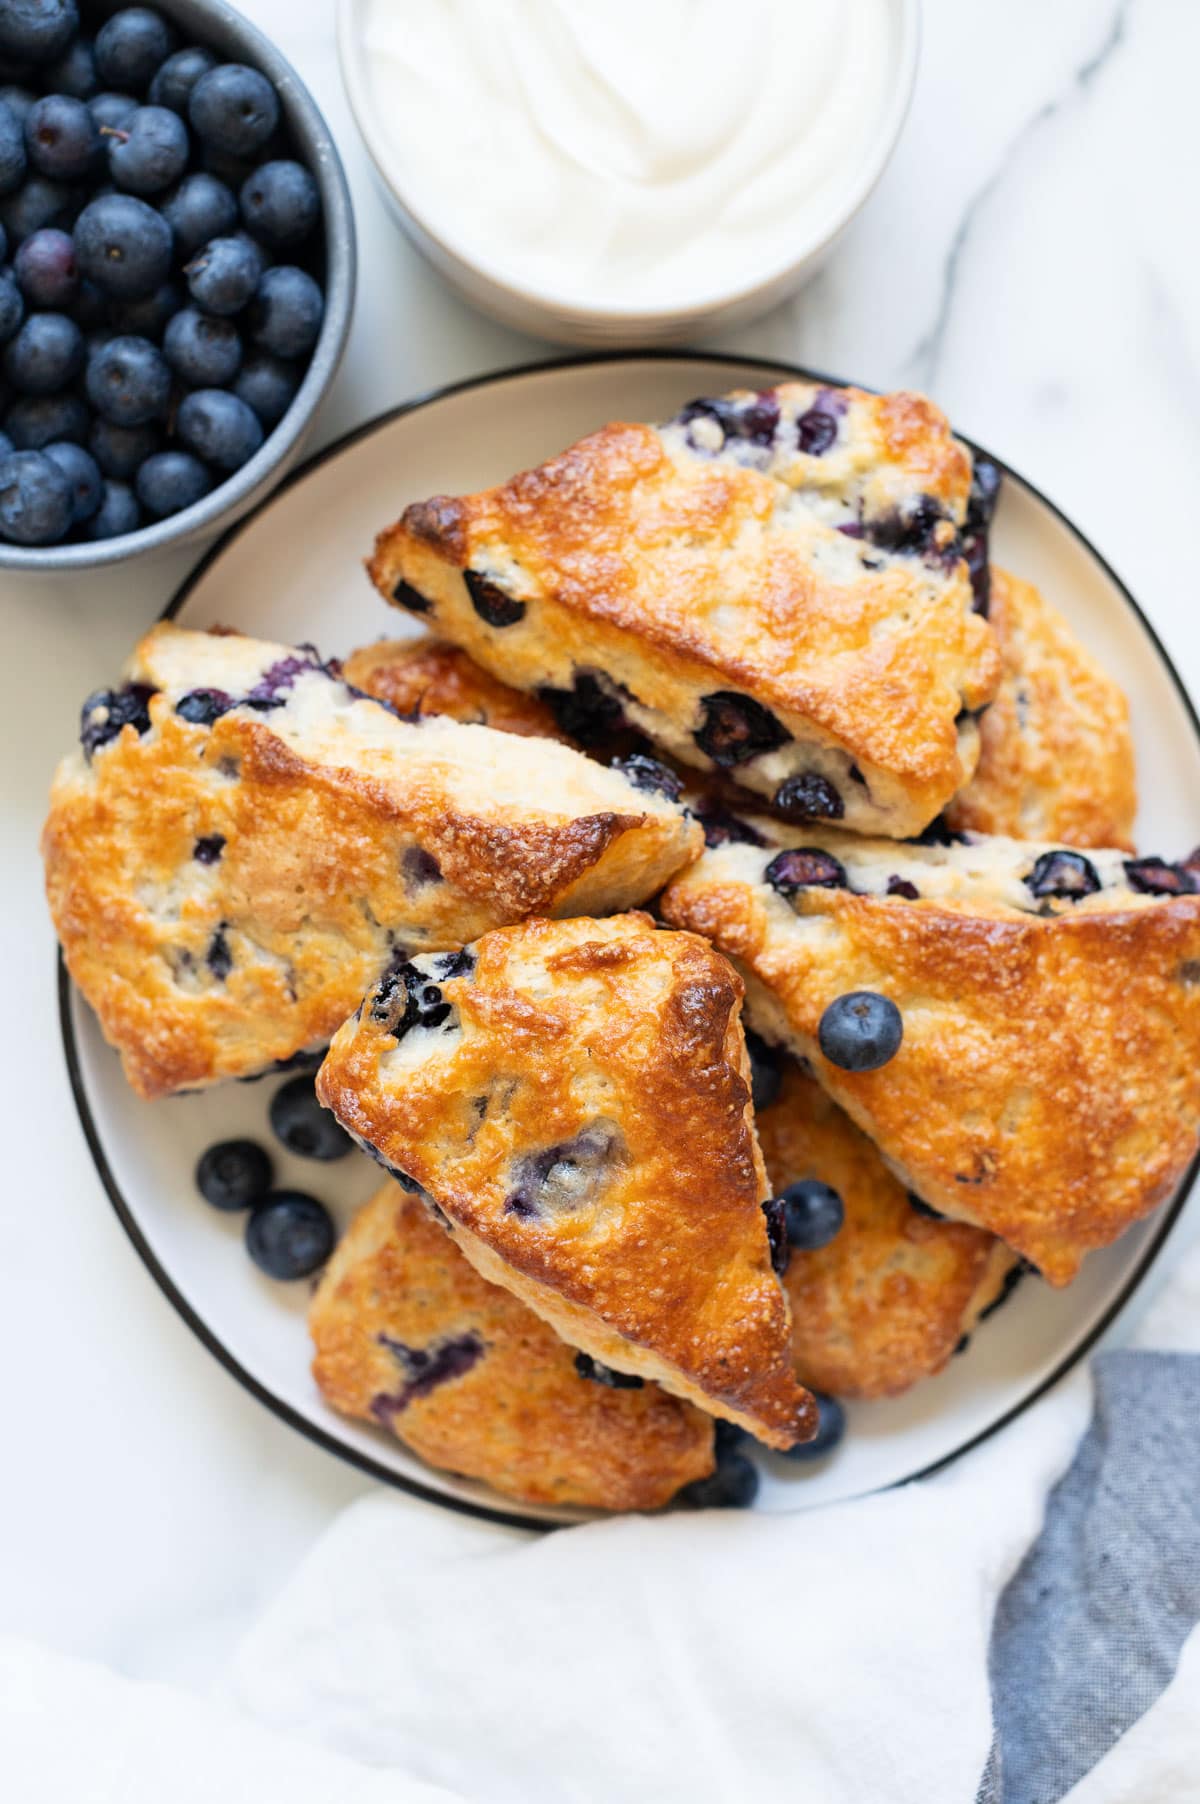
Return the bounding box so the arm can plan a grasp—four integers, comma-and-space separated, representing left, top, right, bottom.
369, 381, 1002, 840
317, 912, 816, 1449
43, 624, 701, 1099
311, 1180, 716, 1512
661, 830, 1200, 1286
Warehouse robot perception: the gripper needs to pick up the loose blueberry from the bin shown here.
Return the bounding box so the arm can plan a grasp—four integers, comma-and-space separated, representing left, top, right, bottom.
238, 158, 318, 249
574, 1351, 644, 1389
43, 438, 101, 521
195, 1137, 272, 1211
13, 224, 77, 306
163, 304, 240, 386
778, 1179, 844, 1251
159, 169, 237, 259
774, 773, 844, 822
88, 90, 137, 134
1124, 856, 1195, 897
744, 1028, 782, 1112
0, 87, 36, 130
83, 476, 139, 538
105, 276, 180, 338
0, 270, 24, 341
79, 680, 154, 755
94, 8, 176, 95
104, 100, 187, 193
0, 0, 78, 66
795, 407, 838, 455
3, 310, 82, 393
765, 847, 848, 893
46, 35, 98, 100
233, 351, 299, 429
5, 390, 87, 448
24, 92, 98, 181
176, 386, 262, 471
86, 331, 168, 424
0, 98, 25, 194
184, 231, 261, 315
1025, 849, 1101, 901
0, 446, 71, 542
88, 413, 156, 476
245, 1190, 335, 1280
0, 172, 78, 239
762, 1194, 789, 1273
74, 190, 171, 297
148, 45, 215, 115
612, 752, 682, 801
135, 448, 211, 519
175, 686, 231, 725
0, 429, 10, 459
193, 832, 225, 864
779, 1392, 845, 1461
678, 1449, 760, 1509
188, 63, 278, 157
269, 1073, 353, 1162
818, 991, 903, 1072
249, 263, 323, 358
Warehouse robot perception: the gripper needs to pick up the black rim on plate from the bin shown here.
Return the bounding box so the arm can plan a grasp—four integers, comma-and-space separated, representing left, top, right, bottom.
60, 350, 1200, 1529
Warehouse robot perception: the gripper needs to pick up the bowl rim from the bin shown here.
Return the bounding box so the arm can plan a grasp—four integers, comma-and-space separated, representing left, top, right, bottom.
58, 347, 1200, 1531
336, 0, 920, 329
0, 0, 357, 573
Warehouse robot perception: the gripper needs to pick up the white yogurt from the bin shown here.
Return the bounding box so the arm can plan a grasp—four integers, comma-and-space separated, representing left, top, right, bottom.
360, 0, 904, 313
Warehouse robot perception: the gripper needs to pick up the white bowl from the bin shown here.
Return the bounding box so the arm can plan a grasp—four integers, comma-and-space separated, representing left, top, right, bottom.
336, 0, 920, 347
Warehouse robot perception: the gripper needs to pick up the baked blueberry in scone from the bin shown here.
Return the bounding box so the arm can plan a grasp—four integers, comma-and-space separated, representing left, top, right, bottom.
310, 1180, 716, 1511
661, 830, 1200, 1285
316, 913, 816, 1449
367, 382, 1003, 840
342, 634, 569, 741
757, 1060, 1019, 1399
945, 568, 1136, 848
42, 624, 701, 1101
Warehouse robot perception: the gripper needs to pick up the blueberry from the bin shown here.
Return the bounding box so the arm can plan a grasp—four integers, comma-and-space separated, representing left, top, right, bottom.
0, 429, 10, 459
83, 477, 140, 538
86, 332, 168, 424
6, 389, 87, 447
13, 226, 77, 307
0, 445, 71, 542
249, 264, 322, 359
104, 101, 187, 193
196, 1137, 272, 1211
0, 86, 36, 129
45, 36, 98, 100
817, 991, 903, 1073
176, 386, 261, 472
774, 773, 844, 822
0, 0, 79, 65
245, 1190, 335, 1280
193, 832, 225, 864
537, 670, 627, 747
239, 158, 319, 249
764, 847, 848, 894
795, 407, 838, 455
779, 1392, 845, 1462
160, 170, 237, 261
0, 172, 78, 239
184, 231, 261, 315
106, 277, 179, 338
1025, 849, 1100, 902
163, 303, 241, 386
79, 680, 154, 754
611, 752, 682, 801
88, 90, 137, 134
43, 438, 101, 521
694, 801, 770, 850
966, 455, 1002, 532
887, 876, 920, 900
0, 270, 23, 341
573, 1351, 644, 1389
503, 1123, 619, 1220
864, 495, 954, 564
761, 1194, 789, 1273
135, 448, 210, 519
1124, 856, 1195, 897
744, 1027, 782, 1112
148, 45, 215, 115
233, 350, 298, 429
677, 1448, 760, 1509
175, 687, 231, 725
87, 413, 156, 476
94, 8, 176, 95
269, 1073, 352, 1161
3, 311, 83, 393
74, 191, 172, 298
908, 815, 969, 849
24, 93, 99, 180
188, 63, 278, 158
677, 391, 779, 452
694, 690, 790, 768
778, 1179, 844, 1251
0, 97, 26, 193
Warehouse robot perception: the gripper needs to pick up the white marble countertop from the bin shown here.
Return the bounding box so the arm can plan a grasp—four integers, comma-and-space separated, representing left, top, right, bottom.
3, 0, 1197, 1687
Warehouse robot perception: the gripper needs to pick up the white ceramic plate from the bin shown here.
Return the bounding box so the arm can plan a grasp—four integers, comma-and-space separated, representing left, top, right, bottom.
63, 353, 1200, 1528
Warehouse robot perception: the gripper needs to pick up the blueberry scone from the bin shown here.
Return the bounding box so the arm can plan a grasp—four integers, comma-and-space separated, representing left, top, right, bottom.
757, 1060, 1019, 1399
342, 634, 568, 741
310, 1180, 716, 1511
661, 829, 1200, 1284
43, 624, 701, 1100
944, 569, 1136, 848
368, 382, 1003, 839
316, 913, 816, 1448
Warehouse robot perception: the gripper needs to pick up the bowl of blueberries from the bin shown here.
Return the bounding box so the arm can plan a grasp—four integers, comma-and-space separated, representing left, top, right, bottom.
0, 0, 355, 565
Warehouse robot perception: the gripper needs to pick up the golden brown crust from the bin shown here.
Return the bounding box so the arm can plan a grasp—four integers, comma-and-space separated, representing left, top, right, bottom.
946, 569, 1137, 848
310, 1181, 715, 1510
316, 913, 815, 1447
368, 382, 1001, 838
343, 636, 568, 740
42, 625, 701, 1100
661, 845, 1200, 1285
758, 1064, 1017, 1398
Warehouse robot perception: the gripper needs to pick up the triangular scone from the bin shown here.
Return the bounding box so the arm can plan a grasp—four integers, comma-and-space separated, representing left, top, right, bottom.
311, 1181, 716, 1511
945, 569, 1136, 848
343, 634, 569, 741
757, 1060, 1019, 1399
368, 380, 1001, 839
316, 913, 816, 1448
43, 624, 701, 1100
661, 830, 1200, 1284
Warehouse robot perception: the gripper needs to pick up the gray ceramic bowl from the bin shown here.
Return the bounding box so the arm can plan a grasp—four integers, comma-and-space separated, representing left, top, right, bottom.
0, 0, 356, 572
